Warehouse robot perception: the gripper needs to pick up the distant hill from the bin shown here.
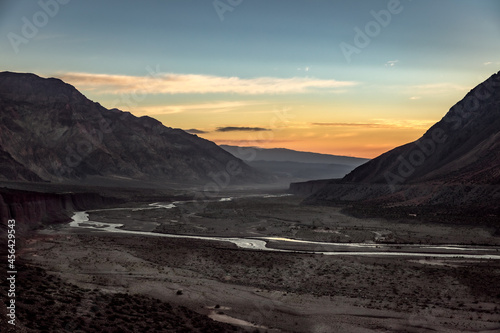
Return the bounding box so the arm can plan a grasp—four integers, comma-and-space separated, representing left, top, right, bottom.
220, 145, 368, 182
220, 145, 368, 164
0, 72, 268, 186
294, 71, 500, 211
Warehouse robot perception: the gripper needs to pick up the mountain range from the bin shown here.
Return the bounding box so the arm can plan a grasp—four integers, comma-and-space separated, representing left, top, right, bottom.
220, 145, 368, 182
0, 72, 267, 186
2, 69, 499, 212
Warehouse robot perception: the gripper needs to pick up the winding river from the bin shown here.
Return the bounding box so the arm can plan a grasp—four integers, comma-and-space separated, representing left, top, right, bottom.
69, 199, 500, 260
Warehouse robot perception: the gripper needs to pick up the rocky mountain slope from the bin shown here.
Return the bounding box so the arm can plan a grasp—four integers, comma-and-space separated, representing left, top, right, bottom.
342, 71, 500, 185
296, 71, 500, 210
0, 72, 267, 185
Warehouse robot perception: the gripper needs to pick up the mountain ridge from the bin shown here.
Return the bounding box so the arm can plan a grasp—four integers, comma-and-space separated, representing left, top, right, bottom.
343, 71, 500, 185
296, 71, 500, 209
0, 71, 268, 186
220, 144, 369, 164
221, 144, 368, 182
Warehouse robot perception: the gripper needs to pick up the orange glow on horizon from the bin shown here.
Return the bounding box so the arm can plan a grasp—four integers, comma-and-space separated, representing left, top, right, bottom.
202, 125, 428, 159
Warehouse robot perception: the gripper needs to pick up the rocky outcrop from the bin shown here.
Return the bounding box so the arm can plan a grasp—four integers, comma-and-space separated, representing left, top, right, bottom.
0, 72, 268, 185
0, 188, 122, 245
289, 179, 334, 196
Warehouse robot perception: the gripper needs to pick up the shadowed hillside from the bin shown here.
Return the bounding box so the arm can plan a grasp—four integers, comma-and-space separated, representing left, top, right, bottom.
293, 71, 500, 211
0, 72, 269, 186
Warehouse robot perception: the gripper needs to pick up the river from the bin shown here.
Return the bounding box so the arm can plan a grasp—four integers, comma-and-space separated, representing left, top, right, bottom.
69, 200, 500, 260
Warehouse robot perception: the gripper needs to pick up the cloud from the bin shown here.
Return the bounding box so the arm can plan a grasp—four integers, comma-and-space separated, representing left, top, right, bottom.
130, 105, 184, 115
216, 127, 271, 132
297, 66, 311, 72
312, 119, 436, 130
131, 101, 264, 116
213, 139, 294, 145
483, 61, 500, 66
371, 119, 436, 129
313, 122, 384, 128
385, 60, 399, 67
331, 132, 357, 138
185, 128, 208, 134
409, 96, 421, 100
56, 72, 358, 95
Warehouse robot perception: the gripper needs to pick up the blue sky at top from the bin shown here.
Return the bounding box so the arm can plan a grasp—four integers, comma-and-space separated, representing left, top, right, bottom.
1, 0, 499, 157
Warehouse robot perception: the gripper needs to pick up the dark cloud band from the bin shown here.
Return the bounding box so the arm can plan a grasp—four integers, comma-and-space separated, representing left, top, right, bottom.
216, 127, 271, 132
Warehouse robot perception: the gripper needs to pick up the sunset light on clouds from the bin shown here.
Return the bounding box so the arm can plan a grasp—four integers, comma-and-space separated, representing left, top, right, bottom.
1, 0, 499, 158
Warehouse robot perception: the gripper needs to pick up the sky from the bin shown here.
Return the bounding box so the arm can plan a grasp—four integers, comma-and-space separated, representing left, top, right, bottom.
1, 0, 499, 158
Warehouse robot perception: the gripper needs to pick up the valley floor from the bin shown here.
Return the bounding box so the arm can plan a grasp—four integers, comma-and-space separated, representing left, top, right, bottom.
5, 194, 500, 332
